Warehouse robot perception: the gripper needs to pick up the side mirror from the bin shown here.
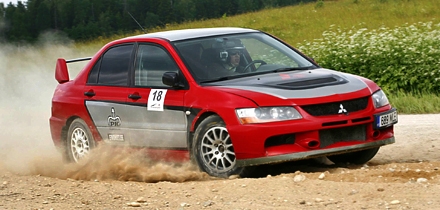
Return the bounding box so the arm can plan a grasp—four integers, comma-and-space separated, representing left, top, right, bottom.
162, 72, 184, 88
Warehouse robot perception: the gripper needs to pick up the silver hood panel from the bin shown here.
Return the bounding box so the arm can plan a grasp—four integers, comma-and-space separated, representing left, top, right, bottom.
212, 68, 369, 99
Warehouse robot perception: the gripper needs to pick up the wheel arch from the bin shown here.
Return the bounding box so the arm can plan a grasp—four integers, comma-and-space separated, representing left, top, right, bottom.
59, 116, 80, 160
187, 111, 221, 150
189, 113, 247, 178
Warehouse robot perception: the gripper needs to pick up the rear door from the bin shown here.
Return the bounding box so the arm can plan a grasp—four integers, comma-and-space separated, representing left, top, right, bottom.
84, 44, 134, 143
125, 43, 188, 149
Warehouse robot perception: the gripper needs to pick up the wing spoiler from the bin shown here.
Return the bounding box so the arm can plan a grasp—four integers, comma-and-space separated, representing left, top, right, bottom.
55, 57, 92, 84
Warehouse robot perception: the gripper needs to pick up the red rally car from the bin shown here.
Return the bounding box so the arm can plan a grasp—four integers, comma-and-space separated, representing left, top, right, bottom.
50, 27, 398, 178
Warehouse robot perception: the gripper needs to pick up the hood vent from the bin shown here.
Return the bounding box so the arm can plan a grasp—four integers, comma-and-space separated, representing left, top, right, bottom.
273, 75, 347, 90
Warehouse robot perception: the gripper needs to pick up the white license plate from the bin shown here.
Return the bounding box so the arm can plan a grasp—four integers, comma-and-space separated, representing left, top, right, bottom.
375, 110, 398, 128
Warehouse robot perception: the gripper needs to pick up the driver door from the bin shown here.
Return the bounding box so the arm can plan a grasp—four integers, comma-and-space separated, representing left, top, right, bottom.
125, 43, 188, 149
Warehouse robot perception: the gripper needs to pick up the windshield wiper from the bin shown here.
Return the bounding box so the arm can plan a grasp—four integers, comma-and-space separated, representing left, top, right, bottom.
199, 66, 317, 83
200, 76, 235, 83
272, 66, 316, 73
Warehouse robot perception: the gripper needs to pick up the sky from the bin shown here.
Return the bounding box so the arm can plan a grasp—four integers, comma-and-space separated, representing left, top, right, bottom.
1, 0, 24, 6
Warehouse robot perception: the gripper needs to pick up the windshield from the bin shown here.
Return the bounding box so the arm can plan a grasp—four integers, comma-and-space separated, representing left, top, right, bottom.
174, 32, 317, 83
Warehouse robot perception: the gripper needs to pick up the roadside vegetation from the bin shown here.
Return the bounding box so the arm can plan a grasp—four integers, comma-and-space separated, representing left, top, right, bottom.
297, 21, 440, 114
76, 0, 440, 114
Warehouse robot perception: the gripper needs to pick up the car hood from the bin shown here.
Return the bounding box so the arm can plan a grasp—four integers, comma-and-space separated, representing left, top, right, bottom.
209, 68, 374, 105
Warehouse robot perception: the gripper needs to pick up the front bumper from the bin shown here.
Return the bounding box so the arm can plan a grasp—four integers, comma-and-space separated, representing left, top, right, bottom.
236, 137, 394, 167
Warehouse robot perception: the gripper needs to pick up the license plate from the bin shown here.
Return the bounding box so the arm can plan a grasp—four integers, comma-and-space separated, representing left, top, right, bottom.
374, 109, 398, 129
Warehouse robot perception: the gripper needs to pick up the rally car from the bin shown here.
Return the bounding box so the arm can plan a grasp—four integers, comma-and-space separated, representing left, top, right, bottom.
50, 27, 398, 178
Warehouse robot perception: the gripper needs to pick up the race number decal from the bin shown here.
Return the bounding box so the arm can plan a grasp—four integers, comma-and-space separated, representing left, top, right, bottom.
147, 89, 167, 111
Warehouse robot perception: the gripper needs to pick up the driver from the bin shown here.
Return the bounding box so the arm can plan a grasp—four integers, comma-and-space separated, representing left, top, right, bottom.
217, 39, 246, 73
200, 38, 247, 78
223, 49, 244, 72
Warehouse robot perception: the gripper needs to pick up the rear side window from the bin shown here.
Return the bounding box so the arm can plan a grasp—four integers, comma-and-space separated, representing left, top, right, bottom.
134, 44, 179, 87
87, 57, 101, 84
88, 44, 134, 86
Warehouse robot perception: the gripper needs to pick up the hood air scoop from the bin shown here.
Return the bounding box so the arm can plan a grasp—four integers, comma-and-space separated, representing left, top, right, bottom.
272, 74, 348, 90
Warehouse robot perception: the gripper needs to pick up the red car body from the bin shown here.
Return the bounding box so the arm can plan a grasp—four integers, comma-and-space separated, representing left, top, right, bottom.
50, 27, 397, 177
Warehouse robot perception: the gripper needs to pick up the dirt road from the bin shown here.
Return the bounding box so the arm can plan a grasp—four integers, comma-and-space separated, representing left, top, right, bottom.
1, 114, 439, 210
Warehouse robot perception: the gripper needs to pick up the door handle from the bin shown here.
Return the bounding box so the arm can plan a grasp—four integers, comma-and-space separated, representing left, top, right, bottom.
84, 90, 95, 97
128, 94, 142, 100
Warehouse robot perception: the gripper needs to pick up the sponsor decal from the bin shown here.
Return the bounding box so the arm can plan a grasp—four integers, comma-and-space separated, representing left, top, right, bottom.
148, 89, 167, 111
279, 73, 290, 80
108, 134, 124, 141
108, 107, 121, 126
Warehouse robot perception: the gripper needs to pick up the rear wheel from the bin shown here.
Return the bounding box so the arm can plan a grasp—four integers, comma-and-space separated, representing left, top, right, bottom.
66, 118, 96, 162
327, 147, 380, 165
191, 115, 249, 178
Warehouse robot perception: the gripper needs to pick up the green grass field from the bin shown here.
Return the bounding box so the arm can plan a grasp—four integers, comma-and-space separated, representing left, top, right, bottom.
77, 0, 440, 114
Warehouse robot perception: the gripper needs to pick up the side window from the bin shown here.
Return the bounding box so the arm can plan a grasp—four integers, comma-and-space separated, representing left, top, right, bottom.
96, 44, 134, 86
87, 57, 101, 84
135, 44, 179, 87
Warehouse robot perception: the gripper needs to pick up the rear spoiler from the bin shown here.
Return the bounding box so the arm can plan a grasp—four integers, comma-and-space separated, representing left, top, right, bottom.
55, 57, 92, 84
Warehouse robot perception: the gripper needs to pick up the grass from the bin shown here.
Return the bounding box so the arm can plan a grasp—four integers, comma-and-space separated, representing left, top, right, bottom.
388, 91, 440, 114
76, 0, 440, 49
151, 0, 440, 45
74, 0, 440, 114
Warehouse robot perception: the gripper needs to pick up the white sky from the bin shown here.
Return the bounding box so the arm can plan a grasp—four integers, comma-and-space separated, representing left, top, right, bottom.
1, 0, 25, 6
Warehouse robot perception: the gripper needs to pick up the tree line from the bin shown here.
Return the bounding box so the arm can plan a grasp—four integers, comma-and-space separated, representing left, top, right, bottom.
0, 0, 315, 42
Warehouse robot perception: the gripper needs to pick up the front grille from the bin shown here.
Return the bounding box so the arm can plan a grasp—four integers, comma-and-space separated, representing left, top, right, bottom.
301, 96, 369, 116
352, 117, 371, 123
322, 120, 348, 127
319, 124, 366, 148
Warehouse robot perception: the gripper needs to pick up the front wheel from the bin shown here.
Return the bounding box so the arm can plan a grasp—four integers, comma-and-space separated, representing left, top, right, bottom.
327, 147, 380, 165
66, 118, 96, 163
191, 115, 248, 178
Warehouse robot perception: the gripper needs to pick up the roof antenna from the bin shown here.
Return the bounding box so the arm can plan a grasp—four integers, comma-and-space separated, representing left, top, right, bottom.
128, 11, 146, 34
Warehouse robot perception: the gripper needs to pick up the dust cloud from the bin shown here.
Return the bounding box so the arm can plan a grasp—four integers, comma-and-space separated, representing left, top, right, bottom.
0, 33, 209, 183
0, 33, 71, 175
26, 145, 212, 183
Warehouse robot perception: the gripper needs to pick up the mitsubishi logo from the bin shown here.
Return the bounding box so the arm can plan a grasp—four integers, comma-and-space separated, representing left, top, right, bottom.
338, 104, 348, 115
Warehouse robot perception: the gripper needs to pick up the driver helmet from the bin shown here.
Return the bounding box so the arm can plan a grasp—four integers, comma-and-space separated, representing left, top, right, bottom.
212, 38, 245, 63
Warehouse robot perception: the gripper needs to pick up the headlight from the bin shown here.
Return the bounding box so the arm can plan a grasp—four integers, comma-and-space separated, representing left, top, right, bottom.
372, 90, 389, 108
236, 107, 302, 124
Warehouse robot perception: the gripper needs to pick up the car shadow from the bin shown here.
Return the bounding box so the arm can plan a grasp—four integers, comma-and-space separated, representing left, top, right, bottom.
245, 157, 366, 178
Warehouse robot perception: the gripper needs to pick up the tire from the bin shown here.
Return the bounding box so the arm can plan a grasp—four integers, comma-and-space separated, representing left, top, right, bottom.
327, 147, 380, 165
191, 115, 250, 178
66, 118, 96, 163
